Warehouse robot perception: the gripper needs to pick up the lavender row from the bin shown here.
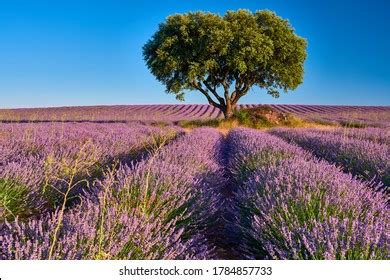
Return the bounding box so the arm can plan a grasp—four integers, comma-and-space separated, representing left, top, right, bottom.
0, 123, 176, 164
292, 128, 389, 146
0, 123, 180, 222
1, 105, 389, 124
303, 110, 390, 128
336, 127, 389, 145
0, 128, 224, 259
271, 128, 390, 189
227, 128, 389, 259
0, 105, 222, 122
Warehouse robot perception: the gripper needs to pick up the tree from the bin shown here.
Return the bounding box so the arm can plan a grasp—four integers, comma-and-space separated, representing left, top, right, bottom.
143, 9, 307, 119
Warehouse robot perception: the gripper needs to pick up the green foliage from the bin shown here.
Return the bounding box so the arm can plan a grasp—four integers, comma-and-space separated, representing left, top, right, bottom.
309, 117, 338, 127
179, 119, 222, 129
339, 120, 369, 128
143, 9, 307, 114
179, 106, 307, 129
0, 178, 31, 221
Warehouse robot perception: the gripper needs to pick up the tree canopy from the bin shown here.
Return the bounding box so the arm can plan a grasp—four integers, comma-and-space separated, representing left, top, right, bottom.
143, 9, 307, 118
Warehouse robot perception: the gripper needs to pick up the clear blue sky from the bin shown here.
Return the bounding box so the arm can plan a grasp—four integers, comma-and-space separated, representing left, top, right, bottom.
1, 0, 389, 108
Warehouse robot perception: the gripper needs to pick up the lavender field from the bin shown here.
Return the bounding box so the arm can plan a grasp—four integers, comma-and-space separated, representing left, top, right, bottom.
0, 106, 389, 260
1, 104, 390, 127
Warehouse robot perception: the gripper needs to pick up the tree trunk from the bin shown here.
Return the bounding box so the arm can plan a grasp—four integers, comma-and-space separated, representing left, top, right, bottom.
222, 101, 236, 119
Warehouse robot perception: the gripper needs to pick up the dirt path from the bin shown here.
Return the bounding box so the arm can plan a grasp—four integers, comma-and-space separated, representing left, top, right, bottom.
205, 134, 245, 259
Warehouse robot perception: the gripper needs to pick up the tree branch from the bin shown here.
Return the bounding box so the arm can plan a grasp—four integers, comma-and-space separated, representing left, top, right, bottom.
231, 75, 255, 105
203, 80, 225, 106
234, 73, 243, 93
191, 81, 222, 109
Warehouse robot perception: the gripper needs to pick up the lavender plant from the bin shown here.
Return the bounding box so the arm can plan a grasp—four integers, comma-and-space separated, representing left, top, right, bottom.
227, 128, 389, 259
0, 123, 180, 221
0, 202, 191, 260
272, 128, 390, 189
1, 128, 223, 259
331, 127, 389, 145
1, 121, 388, 260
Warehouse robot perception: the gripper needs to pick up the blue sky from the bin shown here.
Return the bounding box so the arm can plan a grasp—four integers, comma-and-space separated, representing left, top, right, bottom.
0, 0, 389, 108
